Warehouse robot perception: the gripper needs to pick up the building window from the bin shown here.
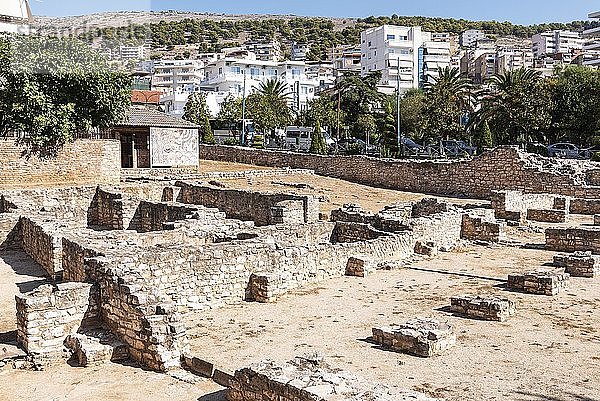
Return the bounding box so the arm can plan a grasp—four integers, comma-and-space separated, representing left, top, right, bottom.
368, 41, 372, 47
250, 68, 260, 76
292, 68, 301, 77
387, 34, 395, 40
399, 35, 408, 41
218, 67, 223, 74
231, 66, 241, 74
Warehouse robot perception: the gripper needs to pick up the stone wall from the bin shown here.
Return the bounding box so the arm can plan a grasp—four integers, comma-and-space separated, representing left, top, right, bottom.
491, 191, 568, 222
15, 283, 99, 360
200, 145, 600, 199
569, 198, 600, 215
227, 357, 439, 401
19, 217, 65, 279
176, 181, 320, 226
546, 227, 600, 253
526, 209, 566, 223
461, 214, 504, 242
0, 139, 120, 188
87, 187, 127, 230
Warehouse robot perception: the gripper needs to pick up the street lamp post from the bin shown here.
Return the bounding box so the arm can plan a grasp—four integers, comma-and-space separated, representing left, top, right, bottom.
241, 71, 247, 145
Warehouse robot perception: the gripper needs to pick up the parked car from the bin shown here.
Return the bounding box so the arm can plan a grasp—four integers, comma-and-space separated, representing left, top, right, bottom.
400, 137, 424, 156
579, 145, 600, 160
441, 140, 477, 158
547, 143, 580, 158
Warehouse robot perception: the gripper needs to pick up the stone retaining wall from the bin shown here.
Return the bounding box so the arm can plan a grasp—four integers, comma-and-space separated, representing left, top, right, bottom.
569, 198, 600, 215
15, 283, 99, 361
20, 217, 65, 279
0, 139, 120, 188
176, 181, 319, 226
491, 190, 568, 222
200, 145, 600, 199
546, 227, 600, 253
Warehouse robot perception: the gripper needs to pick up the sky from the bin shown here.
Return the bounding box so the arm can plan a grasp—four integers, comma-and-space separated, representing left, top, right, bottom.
29, 0, 597, 25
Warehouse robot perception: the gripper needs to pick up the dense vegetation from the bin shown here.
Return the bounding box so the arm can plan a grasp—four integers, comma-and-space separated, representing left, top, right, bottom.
0, 34, 131, 156
76, 15, 600, 61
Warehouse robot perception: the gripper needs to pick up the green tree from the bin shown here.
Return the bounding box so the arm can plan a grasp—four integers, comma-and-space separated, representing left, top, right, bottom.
481, 68, 551, 145
548, 66, 600, 146
309, 120, 327, 154
0, 35, 131, 156
246, 80, 293, 136
398, 89, 426, 142
217, 94, 243, 134
422, 67, 474, 143
380, 101, 398, 157
183, 92, 215, 144
334, 71, 384, 140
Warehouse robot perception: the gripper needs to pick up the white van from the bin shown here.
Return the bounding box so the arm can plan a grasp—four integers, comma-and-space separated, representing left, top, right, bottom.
284, 126, 331, 152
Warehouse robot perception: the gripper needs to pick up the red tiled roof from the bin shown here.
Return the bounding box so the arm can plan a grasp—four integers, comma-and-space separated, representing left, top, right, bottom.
131, 90, 161, 105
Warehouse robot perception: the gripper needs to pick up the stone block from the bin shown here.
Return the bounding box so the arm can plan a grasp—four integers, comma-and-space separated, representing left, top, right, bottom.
345, 256, 375, 277
526, 209, 566, 223
594, 215, 600, 226
414, 241, 438, 257
507, 269, 569, 296
371, 318, 456, 357
184, 356, 214, 378
213, 368, 234, 387
247, 273, 287, 303
450, 294, 516, 321
64, 331, 128, 366
461, 214, 504, 242
553, 251, 600, 278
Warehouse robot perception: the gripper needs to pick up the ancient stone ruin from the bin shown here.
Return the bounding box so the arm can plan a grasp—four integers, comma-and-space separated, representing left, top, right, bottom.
450, 294, 516, 322
371, 318, 456, 357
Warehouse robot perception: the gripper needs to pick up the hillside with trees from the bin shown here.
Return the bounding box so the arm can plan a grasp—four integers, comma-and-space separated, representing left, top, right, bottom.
67, 13, 600, 60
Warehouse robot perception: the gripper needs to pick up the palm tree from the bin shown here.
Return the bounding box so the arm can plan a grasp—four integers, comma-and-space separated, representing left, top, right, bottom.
421, 67, 475, 142
478, 67, 550, 145
424, 67, 475, 112
256, 78, 291, 102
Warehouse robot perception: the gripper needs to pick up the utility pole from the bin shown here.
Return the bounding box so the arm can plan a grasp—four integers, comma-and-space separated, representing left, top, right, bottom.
396, 56, 403, 157
241, 70, 247, 145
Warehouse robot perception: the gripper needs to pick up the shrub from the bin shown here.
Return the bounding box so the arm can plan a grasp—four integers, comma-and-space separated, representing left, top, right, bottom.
223, 138, 238, 146
592, 152, 600, 162
346, 142, 365, 155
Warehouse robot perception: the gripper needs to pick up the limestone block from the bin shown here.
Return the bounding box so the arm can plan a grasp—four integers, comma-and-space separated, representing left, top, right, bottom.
553, 251, 600, 278
345, 256, 375, 277
507, 269, 569, 296
64, 331, 128, 366
372, 318, 456, 357
414, 241, 438, 257
450, 294, 516, 321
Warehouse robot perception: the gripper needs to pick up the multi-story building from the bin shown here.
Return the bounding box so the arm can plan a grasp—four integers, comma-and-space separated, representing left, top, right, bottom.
0, 0, 32, 34
360, 25, 451, 93
331, 45, 362, 74
199, 53, 332, 115
421, 32, 452, 84
291, 43, 311, 61
473, 52, 496, 83
496, 48, 534, 75
152, 59, 205, 93
531, 30, 584, 59
119, 45, 149, 60
583, 11, 600, 66
460, 38, 495, 79
459, 29, 486, 48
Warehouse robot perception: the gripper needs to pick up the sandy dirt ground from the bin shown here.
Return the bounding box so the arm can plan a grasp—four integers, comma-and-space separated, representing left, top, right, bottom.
203, 167, 488, 215
186, 245, 600, 401
2, 163, 599, 401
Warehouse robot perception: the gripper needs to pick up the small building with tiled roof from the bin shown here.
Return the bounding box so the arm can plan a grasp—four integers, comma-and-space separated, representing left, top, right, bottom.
111, 106, 199, 169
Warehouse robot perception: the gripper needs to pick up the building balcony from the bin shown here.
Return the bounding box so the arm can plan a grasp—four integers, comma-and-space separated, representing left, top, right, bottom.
584, 26, 600, 38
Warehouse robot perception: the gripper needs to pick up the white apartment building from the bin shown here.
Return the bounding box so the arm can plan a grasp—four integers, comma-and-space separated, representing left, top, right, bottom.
360, 25, 451, 93
200, 54, 332, 116
332, 46, 362, 73
459, 29, 486, 48
152, 59, 205, 94
531, 30, 584, 59
496, 48, 534, 75
119, 45, 149, 60
0, 0, 31, 34
583, 12, 600, 66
